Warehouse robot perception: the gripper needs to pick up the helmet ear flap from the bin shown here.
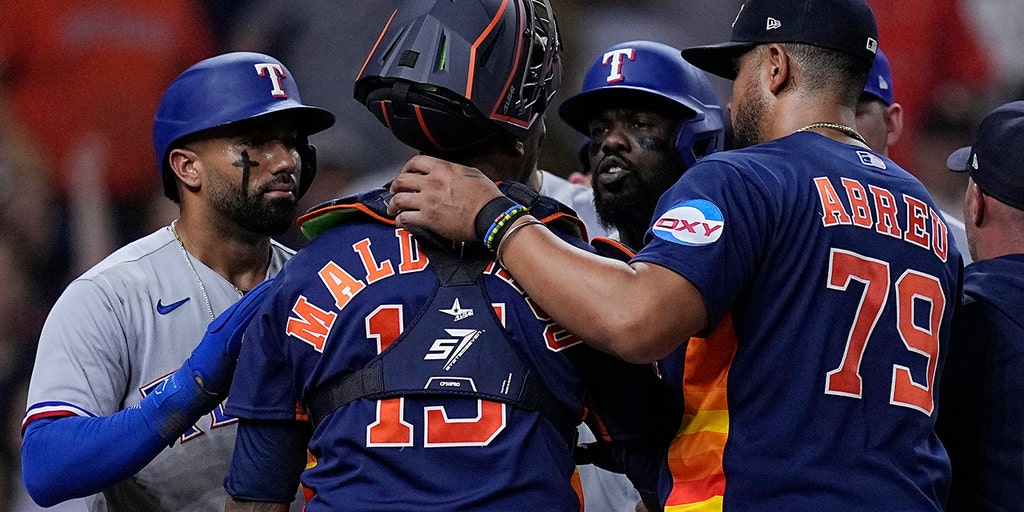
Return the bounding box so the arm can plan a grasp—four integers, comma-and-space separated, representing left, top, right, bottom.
297, 138, 317, 199
674, 115, 726, 170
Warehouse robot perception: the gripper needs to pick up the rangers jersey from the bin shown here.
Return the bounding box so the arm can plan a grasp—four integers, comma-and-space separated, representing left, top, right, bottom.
23, 227, 292, 512
632, 132, 962, 511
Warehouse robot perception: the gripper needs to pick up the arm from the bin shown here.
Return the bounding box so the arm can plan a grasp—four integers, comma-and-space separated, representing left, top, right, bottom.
224, 419, 310, 512
21, 280, 274, 506
389, 155, 707, 362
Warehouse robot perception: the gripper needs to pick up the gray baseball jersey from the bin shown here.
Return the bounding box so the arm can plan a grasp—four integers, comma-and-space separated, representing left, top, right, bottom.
23, 226, 294, 512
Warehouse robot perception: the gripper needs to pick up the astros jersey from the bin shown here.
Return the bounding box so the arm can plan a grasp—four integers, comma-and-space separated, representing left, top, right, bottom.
935, 254, 1024, 511
632, 132, 962, 511
226, 188, 660, 511
23, 227, 292, 512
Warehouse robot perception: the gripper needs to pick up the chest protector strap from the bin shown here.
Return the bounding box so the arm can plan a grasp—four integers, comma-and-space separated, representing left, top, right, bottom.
302, 187, 582, 445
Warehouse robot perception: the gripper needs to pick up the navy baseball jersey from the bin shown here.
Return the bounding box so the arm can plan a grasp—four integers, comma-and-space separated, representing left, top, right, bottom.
226, 187, 662, 511
935, 254, 1024, 511
631, 132, 962, 511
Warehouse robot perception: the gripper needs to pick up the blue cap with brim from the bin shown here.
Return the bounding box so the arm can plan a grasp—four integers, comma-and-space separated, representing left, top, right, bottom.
862, 48, 893, 105
947, 100, 1024, 211
680, 0, 879, 80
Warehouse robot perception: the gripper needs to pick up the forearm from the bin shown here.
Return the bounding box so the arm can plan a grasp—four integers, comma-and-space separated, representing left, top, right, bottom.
387, 155, 706, 361
21, 413, 167, 506
226, 497, 290, 512
497, 216, 704, 362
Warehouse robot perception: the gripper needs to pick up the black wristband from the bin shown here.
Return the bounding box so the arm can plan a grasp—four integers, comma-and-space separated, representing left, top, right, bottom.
474, 195, 520, 242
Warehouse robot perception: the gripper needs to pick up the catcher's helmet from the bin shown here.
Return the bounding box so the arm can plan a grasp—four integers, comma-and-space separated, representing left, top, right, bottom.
559, 40, 724, 169
153, 52, 335, 202
354, 0, 561, 155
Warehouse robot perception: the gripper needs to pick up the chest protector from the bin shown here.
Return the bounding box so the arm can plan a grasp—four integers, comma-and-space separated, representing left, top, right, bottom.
297, 182, 586, 444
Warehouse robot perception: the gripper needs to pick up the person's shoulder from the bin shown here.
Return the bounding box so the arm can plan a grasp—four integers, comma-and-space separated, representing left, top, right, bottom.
76, 228, 177, 283
965, 254, 1024, 292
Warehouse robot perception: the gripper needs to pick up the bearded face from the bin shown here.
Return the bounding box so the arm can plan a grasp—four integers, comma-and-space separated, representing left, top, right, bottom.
588, 103, 688, 246
729, 48, 771, 149
187, 124, 305, 237
206, 157, 299, 237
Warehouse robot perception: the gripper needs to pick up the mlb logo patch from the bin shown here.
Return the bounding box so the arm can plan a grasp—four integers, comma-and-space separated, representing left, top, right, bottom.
857, 151, 887, 170
652, 199, 725, 246
866, 38, 878, 53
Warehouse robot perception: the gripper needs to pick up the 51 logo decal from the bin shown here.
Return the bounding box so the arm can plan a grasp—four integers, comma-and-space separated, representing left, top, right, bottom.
363, 304, 508, 447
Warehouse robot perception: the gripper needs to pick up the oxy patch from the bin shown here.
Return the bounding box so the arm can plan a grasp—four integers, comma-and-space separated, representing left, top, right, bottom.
652, 199, 725, 246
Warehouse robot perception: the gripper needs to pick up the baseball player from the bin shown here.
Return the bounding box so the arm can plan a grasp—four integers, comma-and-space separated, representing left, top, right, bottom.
387, 0, 963, 510
20, 52, 334, 511
936, 100, 1024, 511
560, 40, 724, 251
222, 2, 668, 510
556, 39, 726, 512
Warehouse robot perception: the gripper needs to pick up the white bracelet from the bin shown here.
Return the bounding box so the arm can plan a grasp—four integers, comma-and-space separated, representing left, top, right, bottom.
495, 219, 545, 267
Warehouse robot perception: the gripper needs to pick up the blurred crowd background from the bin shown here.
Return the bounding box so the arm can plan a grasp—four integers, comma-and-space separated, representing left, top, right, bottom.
1, 1, 1021, 510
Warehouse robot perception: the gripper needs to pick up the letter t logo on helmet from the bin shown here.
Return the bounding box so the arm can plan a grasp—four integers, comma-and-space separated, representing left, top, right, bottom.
253, 63, 289, 98
602, 48, 636, 84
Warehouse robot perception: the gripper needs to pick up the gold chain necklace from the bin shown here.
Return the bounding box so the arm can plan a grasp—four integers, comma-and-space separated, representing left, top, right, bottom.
168, 219, 242, 321
796, 121, 868, 146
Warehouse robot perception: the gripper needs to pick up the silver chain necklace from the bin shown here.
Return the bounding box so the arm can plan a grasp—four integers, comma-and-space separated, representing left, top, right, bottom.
168, 219, 241, 321
796, 121, 868, 146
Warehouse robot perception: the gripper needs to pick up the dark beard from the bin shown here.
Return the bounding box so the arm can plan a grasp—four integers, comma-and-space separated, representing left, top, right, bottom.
731, 78, 769, 149
230, 195, 297, 237
211, 179, 297, 237
594, 166, 682, 247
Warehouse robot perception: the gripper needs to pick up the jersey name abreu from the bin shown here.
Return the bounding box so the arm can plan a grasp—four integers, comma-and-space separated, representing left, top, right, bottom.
813, 175, 950, 262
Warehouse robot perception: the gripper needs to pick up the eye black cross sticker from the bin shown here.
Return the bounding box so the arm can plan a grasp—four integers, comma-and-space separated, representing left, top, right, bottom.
234, 150, 260, 191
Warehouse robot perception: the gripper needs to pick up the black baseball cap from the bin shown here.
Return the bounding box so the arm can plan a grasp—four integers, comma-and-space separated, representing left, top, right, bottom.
681, 0, 879, 80
947, 100, 1024, 211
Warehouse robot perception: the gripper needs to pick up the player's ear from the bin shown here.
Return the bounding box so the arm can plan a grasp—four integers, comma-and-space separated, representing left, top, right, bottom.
967, 179, 985, 227
884, 103, 904, 148
766, 44, 790, 95
168, 147, 203, 190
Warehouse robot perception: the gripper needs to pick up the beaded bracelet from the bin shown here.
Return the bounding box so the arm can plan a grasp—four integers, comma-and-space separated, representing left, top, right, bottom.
474, 196, 519, 243
484, 204, 529, 251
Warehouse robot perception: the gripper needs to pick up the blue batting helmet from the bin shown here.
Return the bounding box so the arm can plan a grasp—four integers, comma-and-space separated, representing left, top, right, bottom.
559, 40, 724, 169
354, 0, 561, 156
153, 52, 335, 202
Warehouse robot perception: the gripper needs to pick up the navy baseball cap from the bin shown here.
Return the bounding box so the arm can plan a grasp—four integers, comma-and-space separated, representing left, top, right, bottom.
681, 0, 879, 80
947, 100, 1024, 211
862, 48, 893, 105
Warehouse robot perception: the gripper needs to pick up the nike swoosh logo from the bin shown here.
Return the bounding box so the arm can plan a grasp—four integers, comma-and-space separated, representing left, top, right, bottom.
156, 297, 190, 315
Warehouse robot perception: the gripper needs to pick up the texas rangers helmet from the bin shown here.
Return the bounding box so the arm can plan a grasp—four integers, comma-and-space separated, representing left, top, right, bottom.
354, 0, 561, 155
559, 40, 724, 169
153, 52, 335, 202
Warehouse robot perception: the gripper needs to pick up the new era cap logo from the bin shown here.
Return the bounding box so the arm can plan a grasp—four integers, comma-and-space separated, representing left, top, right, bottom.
766, 17, 781, 30
972, 153, 979, 170
878, 75, 889, 90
